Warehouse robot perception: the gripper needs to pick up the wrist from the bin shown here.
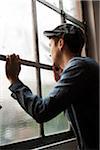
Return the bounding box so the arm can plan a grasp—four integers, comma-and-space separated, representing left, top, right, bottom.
9, 77, 19, 84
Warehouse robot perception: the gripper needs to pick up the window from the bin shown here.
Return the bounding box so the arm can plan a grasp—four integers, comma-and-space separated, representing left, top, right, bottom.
41, 69, 69, 135
63, 0, 82, 21
0, 0, 35, 61
36, 1, 61, 65
0, 0, 40, 145
0, 0, 84, 148
0, 64, 40, 145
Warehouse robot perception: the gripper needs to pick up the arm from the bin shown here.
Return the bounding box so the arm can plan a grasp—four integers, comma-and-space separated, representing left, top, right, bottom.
6, 54, 85, 123
9, 79, 67, 123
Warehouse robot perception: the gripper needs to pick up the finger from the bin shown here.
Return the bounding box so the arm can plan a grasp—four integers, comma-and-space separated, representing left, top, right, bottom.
16, 54, 20, 64
16, 54, 20, 59
16, 54, 20, 60
6, 55, 9, 62
6, 55, 12, 65
9, 55, 12, 64
10, 53, 18, 63
11, 53, 16, 60
5, 55, 10, 79
6, 55, 9, 67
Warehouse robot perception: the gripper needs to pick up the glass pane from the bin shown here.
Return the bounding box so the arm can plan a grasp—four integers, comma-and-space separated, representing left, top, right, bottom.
41, 69, 69, 135
0, 0, 35, 61
36, 1, 61, 65
45, 0, 59, 8
0, 61, 40, 145
63, 0, 82, 21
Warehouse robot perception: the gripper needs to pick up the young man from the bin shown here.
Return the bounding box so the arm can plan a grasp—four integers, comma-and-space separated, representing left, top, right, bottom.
5, 24, 99, 150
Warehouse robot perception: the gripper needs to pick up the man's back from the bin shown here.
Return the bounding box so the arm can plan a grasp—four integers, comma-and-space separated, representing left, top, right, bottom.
64, 57, 99, 149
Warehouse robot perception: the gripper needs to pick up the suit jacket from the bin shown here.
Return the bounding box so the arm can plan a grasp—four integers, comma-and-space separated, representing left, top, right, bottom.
9, 57, 99, 150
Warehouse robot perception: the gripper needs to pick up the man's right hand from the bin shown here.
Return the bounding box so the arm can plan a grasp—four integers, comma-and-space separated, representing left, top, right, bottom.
5, 54, 21, 84
52, 64, 63, 82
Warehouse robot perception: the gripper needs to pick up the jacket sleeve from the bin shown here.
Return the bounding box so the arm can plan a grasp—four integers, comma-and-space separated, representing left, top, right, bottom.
9, 60, 85, 123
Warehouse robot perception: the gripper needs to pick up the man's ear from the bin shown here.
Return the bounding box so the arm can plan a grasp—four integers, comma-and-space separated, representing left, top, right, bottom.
58, 38, 64, 51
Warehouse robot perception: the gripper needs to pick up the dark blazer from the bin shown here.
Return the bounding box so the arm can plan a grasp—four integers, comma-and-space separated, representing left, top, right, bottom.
9, 57, 99, 150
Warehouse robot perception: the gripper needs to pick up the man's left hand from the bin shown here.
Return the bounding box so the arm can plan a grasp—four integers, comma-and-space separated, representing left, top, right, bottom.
5, 54, 21, 84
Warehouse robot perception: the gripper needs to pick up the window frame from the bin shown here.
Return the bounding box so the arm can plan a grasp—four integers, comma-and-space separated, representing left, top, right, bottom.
0, 0, 85, 149
0, 130, 76, 149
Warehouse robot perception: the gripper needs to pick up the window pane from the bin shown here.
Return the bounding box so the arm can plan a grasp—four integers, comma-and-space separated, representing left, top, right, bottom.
0, 62, 40, 145
63, 0, 82, 21
41, 69, 69, 135
36, 1, 61, 65
0, 0, 35, 61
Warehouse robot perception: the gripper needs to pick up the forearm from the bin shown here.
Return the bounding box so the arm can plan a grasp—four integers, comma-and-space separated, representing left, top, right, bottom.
9, 80, 64, 123
9, 80, 46, 123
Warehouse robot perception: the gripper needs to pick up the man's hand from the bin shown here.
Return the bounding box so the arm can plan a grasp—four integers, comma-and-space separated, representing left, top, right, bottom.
52, 64, 63, 82
5, 54, 21, 84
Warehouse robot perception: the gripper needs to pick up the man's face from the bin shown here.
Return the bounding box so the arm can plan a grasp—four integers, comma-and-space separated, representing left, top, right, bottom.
49, 38, 61, 65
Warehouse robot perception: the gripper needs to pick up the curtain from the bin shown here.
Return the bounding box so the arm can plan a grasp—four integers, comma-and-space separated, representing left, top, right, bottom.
82, 1, 99, 63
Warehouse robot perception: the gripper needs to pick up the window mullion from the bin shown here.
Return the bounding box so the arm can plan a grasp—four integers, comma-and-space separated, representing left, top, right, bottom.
0, 54, 52, 70
59, 0, 65, 23
37, 0, 84, 29
32, 0, 44, 137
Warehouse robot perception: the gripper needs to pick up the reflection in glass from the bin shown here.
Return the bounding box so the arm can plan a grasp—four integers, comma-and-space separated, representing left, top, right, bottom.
0, 62, 40, 145
36, 1, 61, 65
63, 0, 82, 21
41, 69, 69, 135
0, 0, 35, 61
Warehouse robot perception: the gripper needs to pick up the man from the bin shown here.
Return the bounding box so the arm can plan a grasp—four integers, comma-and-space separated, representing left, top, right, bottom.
5, 24, 99, 150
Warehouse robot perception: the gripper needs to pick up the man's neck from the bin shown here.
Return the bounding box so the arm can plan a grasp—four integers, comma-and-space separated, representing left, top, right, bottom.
60, 52, 76, 69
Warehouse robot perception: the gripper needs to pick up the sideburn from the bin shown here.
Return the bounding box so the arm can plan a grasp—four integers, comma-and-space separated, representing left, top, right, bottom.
52, 37, 60, 46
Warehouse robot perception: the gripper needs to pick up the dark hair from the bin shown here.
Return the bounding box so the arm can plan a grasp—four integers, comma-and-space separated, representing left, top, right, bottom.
63, 28, 85, 54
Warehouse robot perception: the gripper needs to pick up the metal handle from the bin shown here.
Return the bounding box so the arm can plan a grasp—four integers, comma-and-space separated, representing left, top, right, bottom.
0, 54, 6, 61
0, 54, 52, 70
